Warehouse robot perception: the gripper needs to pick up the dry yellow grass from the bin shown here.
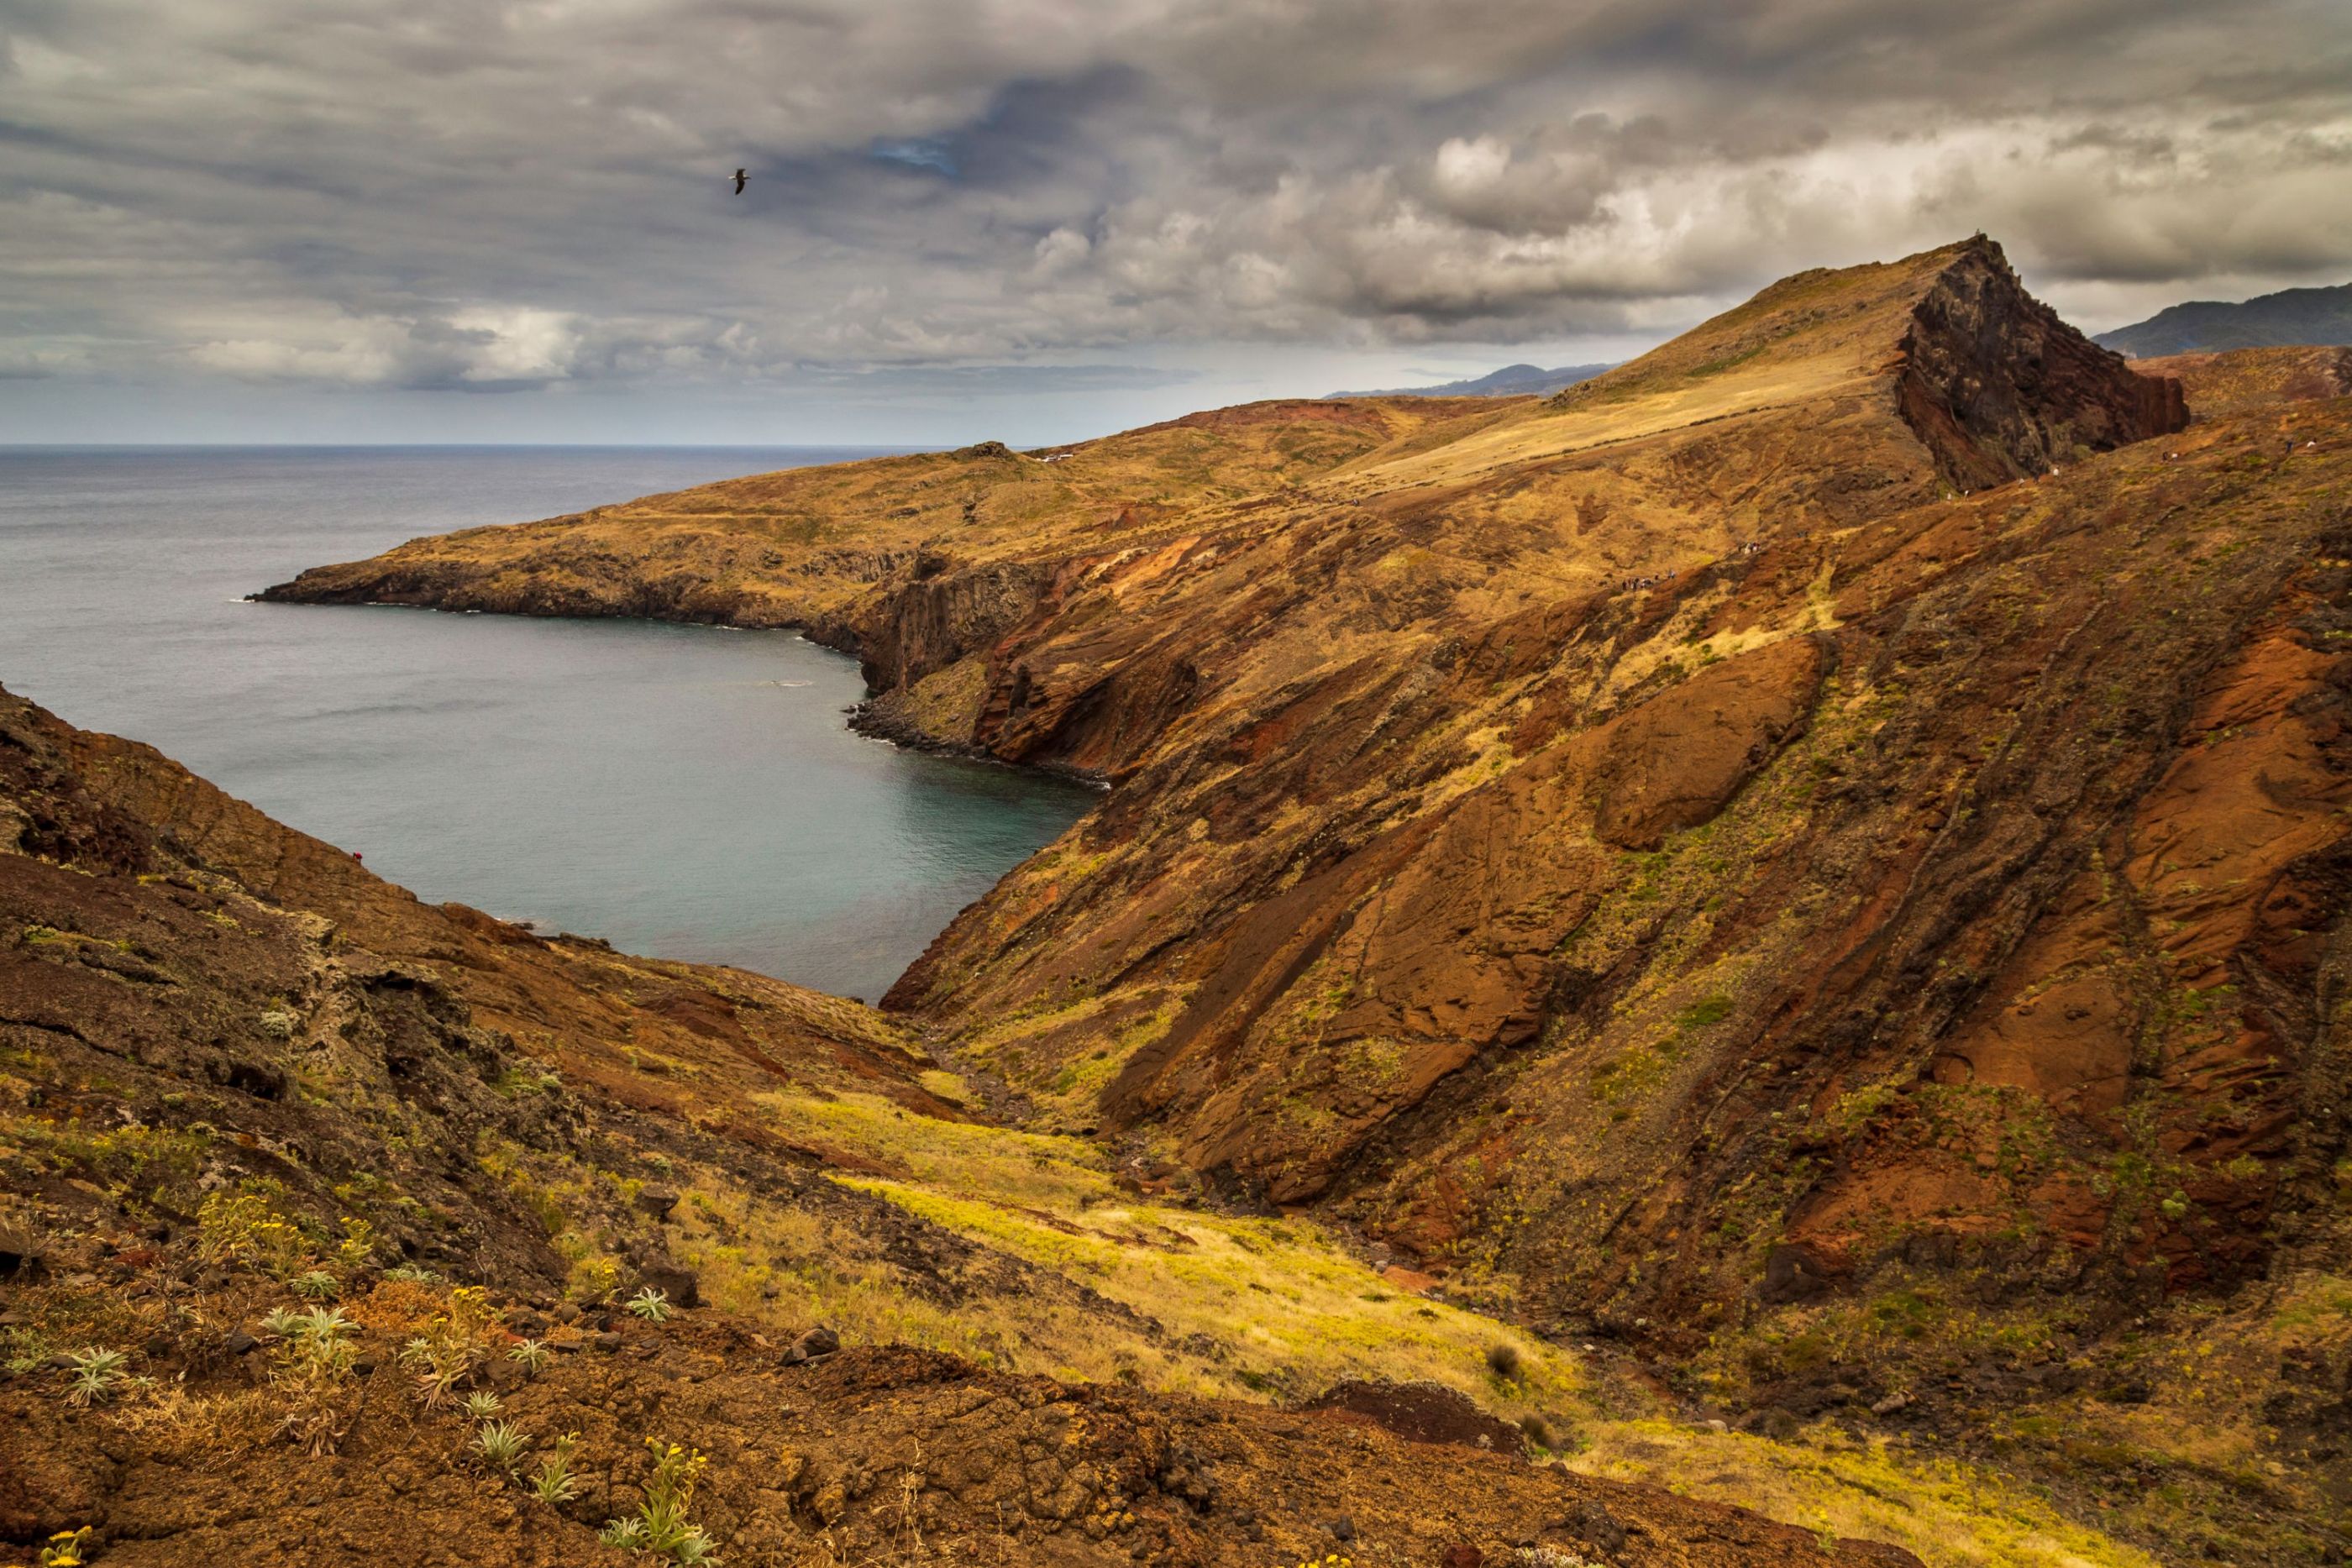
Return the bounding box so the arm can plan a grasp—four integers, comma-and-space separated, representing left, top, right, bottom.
1572, 1422, 2159, 1568
640, 1079, 2159, 1568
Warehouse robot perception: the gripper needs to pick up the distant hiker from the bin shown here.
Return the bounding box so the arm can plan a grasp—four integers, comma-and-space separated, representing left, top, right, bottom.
351, 851, 363, 865
732, 168, 747, 195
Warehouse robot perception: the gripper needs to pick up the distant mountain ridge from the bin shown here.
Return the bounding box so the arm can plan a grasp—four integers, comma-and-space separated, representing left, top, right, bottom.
2096, 280, 2352, 357
1329, 360, 1614, 397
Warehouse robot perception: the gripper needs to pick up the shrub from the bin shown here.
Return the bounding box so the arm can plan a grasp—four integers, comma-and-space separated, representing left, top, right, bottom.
627, 1287, 674, 1322
1675, 994, 1735, 1030
414, 1356, 467, 1409
270, 1307, 357, 1454
197, 1190, 311, 1277
407, 1285, 497, 1409
288, 1307, 355, 1349
1486, 1342, 1523, 1382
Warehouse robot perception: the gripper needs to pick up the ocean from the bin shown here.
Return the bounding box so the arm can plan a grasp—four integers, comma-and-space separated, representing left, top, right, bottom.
0, 446, 1096, 1003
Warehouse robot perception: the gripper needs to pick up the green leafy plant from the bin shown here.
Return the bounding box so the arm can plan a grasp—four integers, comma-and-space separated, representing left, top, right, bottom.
270, 1306, 358, 1454
598, 1518, 649, 1552
381, 1263, 440, 1284
290, 1270, 340, 1301
533, 1432, 583, 1504
627, 1287, 673, 1322
507, 1337, 550, 1376
64, 1348, 129, 1408
605, 1439, 718, 1563
3, 1326, 56, 1377
474, 1419, 531, 1471
464, 1390, 503, 1420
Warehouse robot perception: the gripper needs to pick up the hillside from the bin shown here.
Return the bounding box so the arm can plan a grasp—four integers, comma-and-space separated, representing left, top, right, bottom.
2096, 281, 2352, 357
1330, 363, 1617, 398
8, 681, 2161, 1567
233, 235, 2352, 1563
2132, 345, 2352, 418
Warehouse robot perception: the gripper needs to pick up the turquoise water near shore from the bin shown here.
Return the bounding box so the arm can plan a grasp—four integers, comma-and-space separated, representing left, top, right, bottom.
0, 447, 1096, 1001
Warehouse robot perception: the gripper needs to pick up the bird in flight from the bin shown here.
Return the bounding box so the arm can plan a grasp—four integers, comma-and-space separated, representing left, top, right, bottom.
732, 168, 747, 195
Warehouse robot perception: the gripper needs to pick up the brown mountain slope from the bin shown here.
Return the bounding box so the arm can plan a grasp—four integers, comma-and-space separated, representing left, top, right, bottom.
2133, 345, 2352, 420
3, 684, 1959, 1566
13, 686, 2003, 1568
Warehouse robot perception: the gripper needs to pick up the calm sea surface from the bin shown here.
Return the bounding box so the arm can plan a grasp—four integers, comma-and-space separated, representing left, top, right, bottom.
0, 447, 1095, 1002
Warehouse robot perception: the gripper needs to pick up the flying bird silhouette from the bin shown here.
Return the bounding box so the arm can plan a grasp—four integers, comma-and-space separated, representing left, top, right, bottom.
732, 168, 747, 195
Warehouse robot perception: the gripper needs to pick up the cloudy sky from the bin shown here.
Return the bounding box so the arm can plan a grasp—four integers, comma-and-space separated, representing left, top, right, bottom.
3, 0, 2349, 445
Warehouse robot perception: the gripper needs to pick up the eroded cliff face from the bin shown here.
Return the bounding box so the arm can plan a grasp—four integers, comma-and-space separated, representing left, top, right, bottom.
1895, 240, 2187, 487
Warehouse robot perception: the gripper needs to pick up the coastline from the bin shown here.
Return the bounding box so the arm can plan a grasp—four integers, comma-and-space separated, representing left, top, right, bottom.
246, 586, 1113, 788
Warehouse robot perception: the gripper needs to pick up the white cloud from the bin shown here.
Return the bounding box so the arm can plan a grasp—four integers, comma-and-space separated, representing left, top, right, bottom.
0, 0, 2344, 422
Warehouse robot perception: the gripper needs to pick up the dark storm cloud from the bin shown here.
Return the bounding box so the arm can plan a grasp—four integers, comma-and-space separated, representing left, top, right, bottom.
1, 0, 2348, 400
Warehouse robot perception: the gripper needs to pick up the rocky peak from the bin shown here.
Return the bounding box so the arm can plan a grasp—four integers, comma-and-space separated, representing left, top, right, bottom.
1896, 237, 2187, 487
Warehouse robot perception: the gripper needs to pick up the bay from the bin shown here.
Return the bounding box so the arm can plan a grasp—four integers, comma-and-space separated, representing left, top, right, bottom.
0, 446, 1095, 1002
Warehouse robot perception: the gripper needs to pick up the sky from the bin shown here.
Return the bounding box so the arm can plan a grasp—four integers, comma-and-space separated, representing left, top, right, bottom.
3, 0, 2349, 447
